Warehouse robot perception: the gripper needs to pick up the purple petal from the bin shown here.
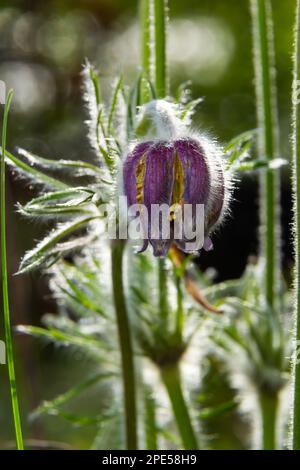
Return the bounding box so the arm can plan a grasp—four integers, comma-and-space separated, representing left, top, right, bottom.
136, 238, 149, 253
203, 236, 213, 251
150, 239, 173, 257
174, 138, 210, 206
143, 142, 175, 254
123, 141, 153, 205
174, 234, 205, 253
174, 138, 210, 245
206, 158, 225, 231
143, 142, 175, 207
174, 239, 197, 254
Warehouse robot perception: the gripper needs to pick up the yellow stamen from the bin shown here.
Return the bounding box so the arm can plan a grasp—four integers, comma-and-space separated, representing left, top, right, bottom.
170, 152, 184, 220
135, 153, 147, 205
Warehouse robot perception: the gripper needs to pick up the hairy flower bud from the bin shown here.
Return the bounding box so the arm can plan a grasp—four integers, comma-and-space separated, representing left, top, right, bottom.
123, 102, 230, 257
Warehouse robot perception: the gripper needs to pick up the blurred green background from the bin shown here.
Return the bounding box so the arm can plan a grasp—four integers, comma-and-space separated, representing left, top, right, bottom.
0, 0, 294, 449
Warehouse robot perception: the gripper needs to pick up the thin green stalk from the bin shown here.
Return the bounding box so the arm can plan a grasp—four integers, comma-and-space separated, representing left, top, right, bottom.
111, 240, 137, 449
144, 386, 158, 450
161, 364, 198, 450
291, 0, 300, 450
175, 274, 183, 340
140, 0, 153, 106
140, 0, 151, 79
250, 0, 280, 309
158, 258, 169, 329
153, 0, 168, 98
259, 392, 279, 450
1, 90, 24, 450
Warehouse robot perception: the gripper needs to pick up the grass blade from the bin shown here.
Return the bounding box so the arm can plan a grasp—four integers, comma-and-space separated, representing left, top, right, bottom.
1, 90, 24, 450
291, 0, 300, 450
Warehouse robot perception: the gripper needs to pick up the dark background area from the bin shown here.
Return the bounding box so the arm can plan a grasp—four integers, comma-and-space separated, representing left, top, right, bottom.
0, 0, 294, 448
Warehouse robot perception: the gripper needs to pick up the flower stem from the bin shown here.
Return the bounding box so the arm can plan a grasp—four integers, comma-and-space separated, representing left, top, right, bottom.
144, 385, 158, 450
140, 0, 153, 104
153, 0, 168, 98
291, 0, 300, 450
258, 392, 279, 450
175, 274, 184, 340
250, 0, 280, 309
140, 0, 151, 79
158, 258, 169, 328
161, 364, 199, 450
111, 240, 137, 449
1, 90, 24, 450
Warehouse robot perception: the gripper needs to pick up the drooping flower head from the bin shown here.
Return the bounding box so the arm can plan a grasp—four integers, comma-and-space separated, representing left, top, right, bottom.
123, 100, 231, 257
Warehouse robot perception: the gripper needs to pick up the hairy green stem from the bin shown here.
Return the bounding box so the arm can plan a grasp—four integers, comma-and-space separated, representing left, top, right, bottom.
140, 0, 151, 78
1, 90, 24, 450
153, 0, 168, 98
250, 0, 280, 309
259, 392, 279, 450
111, 240, 137, 449
140, 0, 152, 104
161, 364, 198, 450
292, 0, 300, 450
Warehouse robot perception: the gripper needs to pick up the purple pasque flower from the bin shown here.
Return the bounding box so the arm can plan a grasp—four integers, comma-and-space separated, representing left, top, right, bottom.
123, 136, 227, 257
